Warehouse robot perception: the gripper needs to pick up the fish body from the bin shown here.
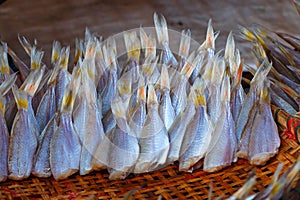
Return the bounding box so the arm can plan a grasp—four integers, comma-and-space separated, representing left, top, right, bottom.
134, 85, 169, 173
50, 112, 81, 180
8, 88, 37, 180
32, 114, 57, 177
167, 100, 195, 164
0, 96, 8, 182
179, 104, 212, 172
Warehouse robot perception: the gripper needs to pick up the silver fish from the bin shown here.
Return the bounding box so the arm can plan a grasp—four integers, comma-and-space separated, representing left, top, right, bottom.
179, 86, 213, 172
32, 114, 58, 177
73, 61, 105, 175
134, 85, 169, 173
8, 87, 37, 180
50, 68, 81, 180
158, 65, 175, 131
204, 71, 237, 172
248, 81, 280, 165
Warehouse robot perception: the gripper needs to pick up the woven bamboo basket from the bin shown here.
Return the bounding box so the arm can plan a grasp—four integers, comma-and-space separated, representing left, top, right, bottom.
0, 108, 299, 200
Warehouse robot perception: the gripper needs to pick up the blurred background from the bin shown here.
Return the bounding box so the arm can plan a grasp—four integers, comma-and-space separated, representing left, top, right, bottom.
0, 0, 299, 66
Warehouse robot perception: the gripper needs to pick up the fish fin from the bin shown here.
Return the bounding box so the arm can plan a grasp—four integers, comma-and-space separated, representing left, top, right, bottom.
250, 59, 272, 87
147, 84, 158, 105
260, 80, 270, 104
60, 66, 81, 112
221, 68, 231, 102
208, 181, 213, 200
137, 76, 146, 102
154, 12, 169, 45
211, 56, 225, 84
21, 66, 45, 96
238, 25, 257, 43
0, 43, 10, 75
103, 38, 117, 71
140, 26, 148, 50
142, 55, 158, 80
59, 46, 70, 70
111, 96, 128, 118
160, 64, 170, 90
12, 86, 28, 110
18, 35, 32, 56
205, 19, 215, 50
277, 44, 296, 66
234, 59, 244, 86
271, 162, 284, 185
0, 73, 17, 95
85, 37, 97, 60
146, 33, 157, 59
179, 29, 191, 59
191, 78, 206, 106
118, 73, 132, 97
30, 46, 44, 70
225, 31, 235, 61
124, 31, 140, 61
180, 51, 195, 77
51, 41, 61, 65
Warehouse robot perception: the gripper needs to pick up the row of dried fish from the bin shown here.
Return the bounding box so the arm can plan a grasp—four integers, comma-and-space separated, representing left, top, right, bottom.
0, 13, 281, 181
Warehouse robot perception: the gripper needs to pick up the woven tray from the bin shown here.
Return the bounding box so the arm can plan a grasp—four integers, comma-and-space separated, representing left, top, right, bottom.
0, 130, 299, 200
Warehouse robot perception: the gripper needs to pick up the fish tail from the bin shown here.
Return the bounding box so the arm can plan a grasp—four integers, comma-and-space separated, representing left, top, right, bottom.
238, 25, 257, 43
0, 73, 17, 95
84, 37, 97, 60
18, 35, 33, 56
147, 84, 158, 105
60, 66, 81, 112
140, 26, 148, 50
180, 51, 195, 77
12, 86, 28, 110
142, 55, 158, 79
231, 171, 256, 199
102, 38, 117, 71
224, 31, 235, 61
0, 43, 10, 75
154, 12, 169, 45
277, 44, 296, 66
250, 59, 272, 86
118, 74, 132, 97
160, 64, 170, 90
21, 66, 45, 96
111, 97, 127, 118
30, 46, 44, 70
59, 46, 70, 70
205, 19, 215, 50
51, 41, 61, 65
146, 33, 157, 59
124, 31, 140, 61
137, 77, 146, 102
191, 78, 206, 106
235, 59, 243, 85
221, 69, 231, 102
179, 29, 191, 59
271, 162, 284, 185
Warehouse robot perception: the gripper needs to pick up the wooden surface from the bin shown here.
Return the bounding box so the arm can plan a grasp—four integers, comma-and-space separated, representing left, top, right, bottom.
0, 0, 299, 66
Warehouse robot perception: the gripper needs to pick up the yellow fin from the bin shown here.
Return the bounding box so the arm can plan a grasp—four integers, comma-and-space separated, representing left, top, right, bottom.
154, 12, 169, 45
30, 46, 44, 70
0, 95, 6, 115
51, 41, 61, 65
0, 43, 10, 75
124, 31, 140, 61
59, 46, 70, 70
12, 86, 28, 110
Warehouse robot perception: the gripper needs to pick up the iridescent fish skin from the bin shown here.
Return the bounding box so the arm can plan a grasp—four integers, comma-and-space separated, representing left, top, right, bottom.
204, 71, 237, 172
166, 99, 195, 165
158, 65, 175, 131
134, 85, 169, 173
50, 67, 81, 180
8, 88, 37, 180
236, 60, 271, 141
73, 55, 105, 175
248, 81, 280, 166
0, 95, 9, 182
32, 114, 58, 177
179, 98, 212, 172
